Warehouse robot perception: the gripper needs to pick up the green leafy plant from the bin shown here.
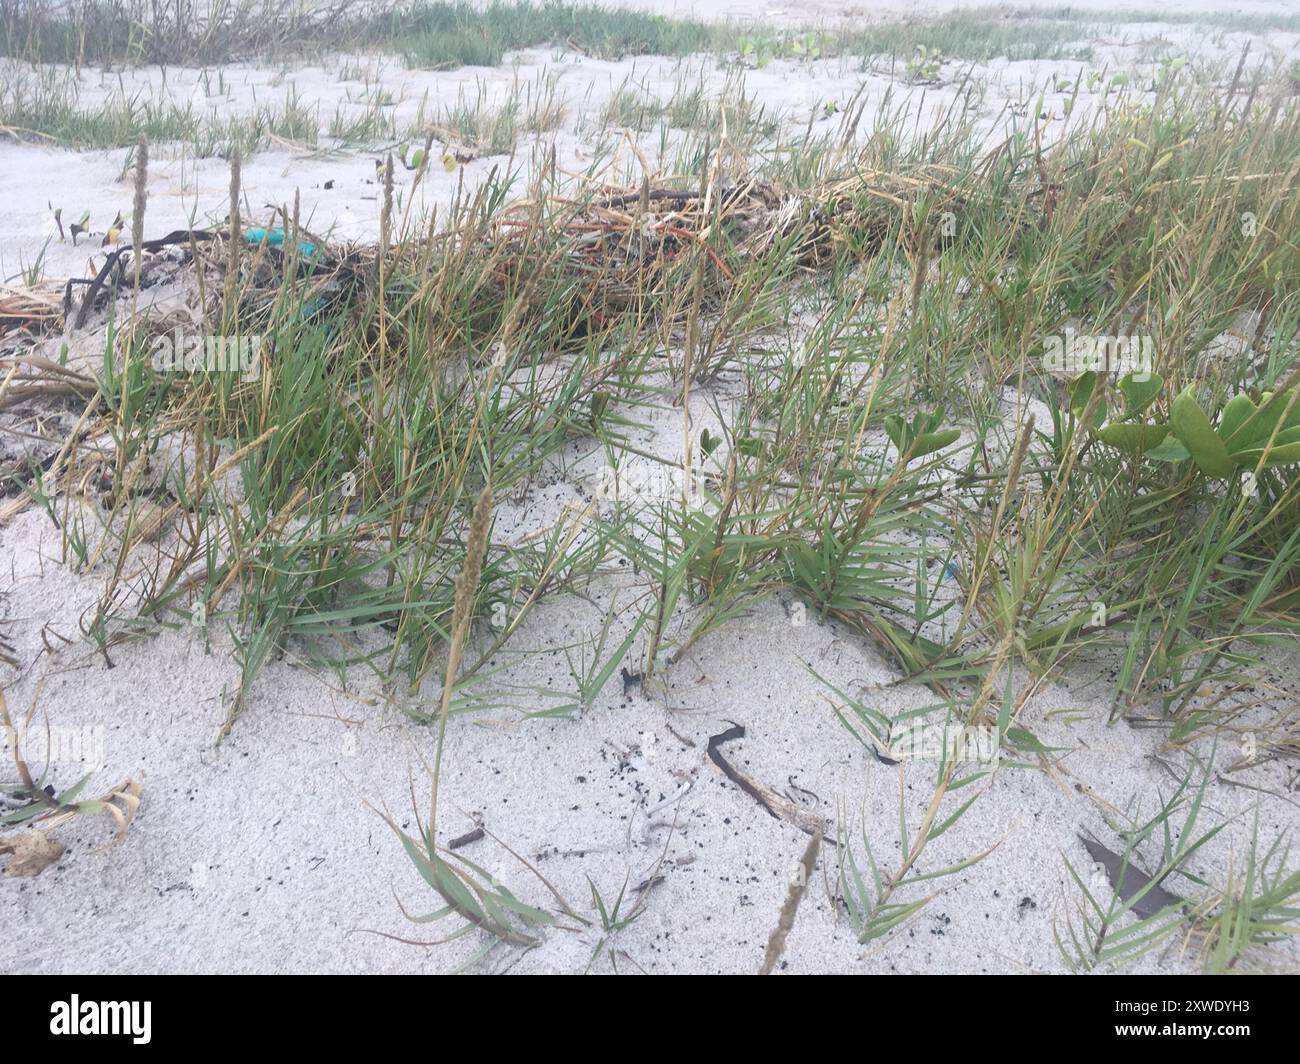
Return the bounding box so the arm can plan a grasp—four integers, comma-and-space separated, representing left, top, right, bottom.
1089, 371, 1168, 453
1092, 373, 1300, 472
884, 409, 960, 467
905, 46, 943, 83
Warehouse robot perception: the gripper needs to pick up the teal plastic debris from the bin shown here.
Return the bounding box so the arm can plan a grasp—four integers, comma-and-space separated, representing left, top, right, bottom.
243, 227, 317, 257
300, 296, 328, 318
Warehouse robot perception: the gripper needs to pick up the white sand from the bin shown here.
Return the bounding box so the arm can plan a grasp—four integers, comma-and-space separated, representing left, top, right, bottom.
3, 4, 1299, 974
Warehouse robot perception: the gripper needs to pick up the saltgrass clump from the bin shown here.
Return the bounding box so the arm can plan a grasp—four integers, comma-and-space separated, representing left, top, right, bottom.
23, 66, 1294, 731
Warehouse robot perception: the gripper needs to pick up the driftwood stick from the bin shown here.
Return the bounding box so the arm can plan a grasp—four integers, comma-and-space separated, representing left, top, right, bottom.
70, 229, 215, 330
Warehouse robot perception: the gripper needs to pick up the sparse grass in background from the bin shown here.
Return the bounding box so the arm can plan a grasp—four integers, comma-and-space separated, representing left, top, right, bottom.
5, 0, 1253, 73
1031, 5, 1300, 34
599, 81, 664, 131
0, 0, 728, 67
0, 64, 320, 152
399, 0, 724, 68
425, 73, 566, 154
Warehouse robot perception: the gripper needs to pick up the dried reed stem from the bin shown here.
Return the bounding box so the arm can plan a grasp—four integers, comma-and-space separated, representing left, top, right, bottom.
429, 485, 493, 841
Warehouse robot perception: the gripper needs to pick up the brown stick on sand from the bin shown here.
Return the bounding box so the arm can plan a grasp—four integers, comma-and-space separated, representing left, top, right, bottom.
759, 829, 823, 975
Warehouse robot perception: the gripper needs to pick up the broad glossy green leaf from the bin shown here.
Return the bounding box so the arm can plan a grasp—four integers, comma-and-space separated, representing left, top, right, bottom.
1224, 387, 1300, 450
1217, 392, 1257, 443
1144, 434, 1190, 462
1229, 440, 1300, 467
1097, 423, 1168, 454
1119, 372, 1162, 416
1170, 387, 1234, 477
909, 428, 961, 460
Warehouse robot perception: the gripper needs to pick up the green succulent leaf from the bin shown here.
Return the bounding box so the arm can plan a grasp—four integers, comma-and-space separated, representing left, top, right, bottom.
1217, 392, 1257, 443
1118, 372, 1162, 417
910, 428, 961, 460
886, 410, 958, 465
1230, 441, 1300, 467
1223, 387, 1300, 451
1228, 425, 1300, 467
1069, 371, 1098, 414
1097, 423, 1169, 454
1070, 372, 1107, 427
1170, 387, 1234, 477
1144, 434, 1191, 462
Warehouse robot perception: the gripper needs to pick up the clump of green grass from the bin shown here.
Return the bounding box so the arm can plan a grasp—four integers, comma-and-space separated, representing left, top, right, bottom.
0, 0, 728, 68
22, 61, 1297, 732
418, 74, 566, 155
664, 77, 780, 142
0, 66, 320, 153
599, 83, 665, 131
400, 1, 725, 68
328, 95, 400, 146
855, 9, 1095, 67
0, 67, 197, 147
